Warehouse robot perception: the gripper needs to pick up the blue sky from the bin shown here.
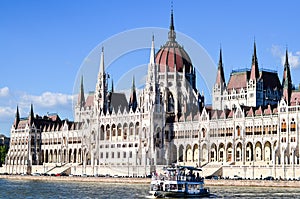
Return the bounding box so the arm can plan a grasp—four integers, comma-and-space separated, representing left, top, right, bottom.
1, 1, 300, 136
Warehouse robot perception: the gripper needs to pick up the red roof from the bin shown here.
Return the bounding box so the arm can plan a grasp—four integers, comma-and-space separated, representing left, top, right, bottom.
227, 71, 249, 91
291, 91, 300, 105
85, 94, 94, 107
156, 40, 192, 73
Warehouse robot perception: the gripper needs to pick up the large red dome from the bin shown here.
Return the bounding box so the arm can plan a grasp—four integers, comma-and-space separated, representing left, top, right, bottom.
155, 10, 193, 73
155, 40, 192, 73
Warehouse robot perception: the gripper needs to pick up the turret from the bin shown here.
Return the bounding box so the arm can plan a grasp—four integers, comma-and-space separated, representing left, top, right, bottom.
78, 75, 85, 109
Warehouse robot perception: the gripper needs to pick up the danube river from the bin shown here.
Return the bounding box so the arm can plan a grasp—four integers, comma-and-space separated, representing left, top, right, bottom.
1, 178, 300, 198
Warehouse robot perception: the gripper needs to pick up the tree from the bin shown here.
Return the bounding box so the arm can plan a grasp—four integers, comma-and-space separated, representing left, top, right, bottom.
0, 145, 8, 167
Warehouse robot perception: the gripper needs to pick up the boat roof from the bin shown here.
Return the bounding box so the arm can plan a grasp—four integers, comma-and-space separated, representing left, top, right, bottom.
166, 166, 202, 171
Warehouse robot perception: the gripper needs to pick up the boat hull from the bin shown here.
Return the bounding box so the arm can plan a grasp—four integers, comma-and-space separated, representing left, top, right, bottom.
149, 189, 210, 198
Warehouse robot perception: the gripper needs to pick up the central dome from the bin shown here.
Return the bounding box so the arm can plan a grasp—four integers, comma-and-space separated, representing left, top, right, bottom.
155, 40, 192, 73
155, 11, 193, 73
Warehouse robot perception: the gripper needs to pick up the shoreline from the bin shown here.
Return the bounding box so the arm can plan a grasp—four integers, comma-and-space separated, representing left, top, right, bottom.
2, 175, 300, 188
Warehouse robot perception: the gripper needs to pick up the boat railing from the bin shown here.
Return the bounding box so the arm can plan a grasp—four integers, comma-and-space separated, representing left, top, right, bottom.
152, 173, 204, 183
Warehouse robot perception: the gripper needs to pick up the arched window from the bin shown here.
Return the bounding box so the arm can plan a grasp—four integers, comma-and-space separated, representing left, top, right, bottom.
281, 119, 287, 132
290, 118, 296, 131
236, 126, 241, 136
202, 128, 206, 138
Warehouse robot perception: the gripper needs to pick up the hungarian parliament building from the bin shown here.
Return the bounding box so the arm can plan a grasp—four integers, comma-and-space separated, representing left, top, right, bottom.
4, 11, 300, 179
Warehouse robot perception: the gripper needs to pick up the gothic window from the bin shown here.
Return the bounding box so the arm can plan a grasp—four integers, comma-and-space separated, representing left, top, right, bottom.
236, 126, 241, 136
290, 119, 296, 132
281, 119, 287, 132
202, 128, 206, 138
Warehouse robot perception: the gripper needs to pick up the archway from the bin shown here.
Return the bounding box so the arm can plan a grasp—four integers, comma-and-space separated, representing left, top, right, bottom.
226, 143, 233, 162
255, 142, 262, 161
178, 145, 184, 162
246, 142, 253, 161
193, 144, 199, 162
236, 142, 242, 162
218, 143, 225, 162
186, 145, 192, 162
264, 141, 272, 162
210, 143, 217, 162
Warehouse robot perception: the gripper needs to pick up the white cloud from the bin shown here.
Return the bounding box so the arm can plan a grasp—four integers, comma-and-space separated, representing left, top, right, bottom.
22, 92, 74, 108
0, 106, 15, 119
281, 51, 300, 69
0, 87, 9, 97
271, 45, 300, 69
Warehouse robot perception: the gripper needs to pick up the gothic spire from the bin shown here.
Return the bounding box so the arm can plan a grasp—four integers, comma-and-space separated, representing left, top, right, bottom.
150, 34, 155, 65
215, 48, 226, 86
168, 9, 176, 41
250, 41, 259, 80
100, 47, 105, 74
78, 75, 85, 108
14, 105, 20, 129
282, 48, 292, 105
95, 47, 107, 114
129, 76, 137, 112
29, 104, 34, 126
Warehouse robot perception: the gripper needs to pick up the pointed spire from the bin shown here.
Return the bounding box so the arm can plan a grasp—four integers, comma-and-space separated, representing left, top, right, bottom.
150, 35, 155, 65
282, 48, 292, 105
168, 9, 176, 41
78, 75, 85, 108
129, 76, 137, 112
95, 46, 107, 114
250, 41, 259, 80
29, 104, 34, 126
284, 47, 289, 67
14, 105, 20, 129
100, 47, 105, 74
215, 48, 226, 86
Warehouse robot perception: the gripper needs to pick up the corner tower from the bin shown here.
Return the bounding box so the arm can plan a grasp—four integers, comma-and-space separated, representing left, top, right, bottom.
212, 48, 226, 110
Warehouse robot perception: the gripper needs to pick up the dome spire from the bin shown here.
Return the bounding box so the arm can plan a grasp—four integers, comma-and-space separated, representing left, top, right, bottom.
168, 8, 176, 41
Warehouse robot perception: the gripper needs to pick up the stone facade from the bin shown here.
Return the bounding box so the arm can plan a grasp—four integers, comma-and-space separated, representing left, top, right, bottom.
4, 11, 300, 179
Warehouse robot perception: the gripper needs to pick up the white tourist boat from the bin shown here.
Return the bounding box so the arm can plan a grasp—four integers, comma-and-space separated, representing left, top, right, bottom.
148, 166, 210, 198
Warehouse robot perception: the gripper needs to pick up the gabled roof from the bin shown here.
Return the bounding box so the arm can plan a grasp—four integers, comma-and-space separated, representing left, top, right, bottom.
227, 69, 250, 91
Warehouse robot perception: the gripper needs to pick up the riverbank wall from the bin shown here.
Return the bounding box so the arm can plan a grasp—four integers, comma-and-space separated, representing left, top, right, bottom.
2, 175, 300, 188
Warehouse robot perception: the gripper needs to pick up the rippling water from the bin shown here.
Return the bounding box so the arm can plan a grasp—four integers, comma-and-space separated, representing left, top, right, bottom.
1, 178, 300, 198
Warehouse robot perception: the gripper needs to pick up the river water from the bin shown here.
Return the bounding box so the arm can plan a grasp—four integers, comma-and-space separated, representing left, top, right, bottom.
1, 178, 300, 198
